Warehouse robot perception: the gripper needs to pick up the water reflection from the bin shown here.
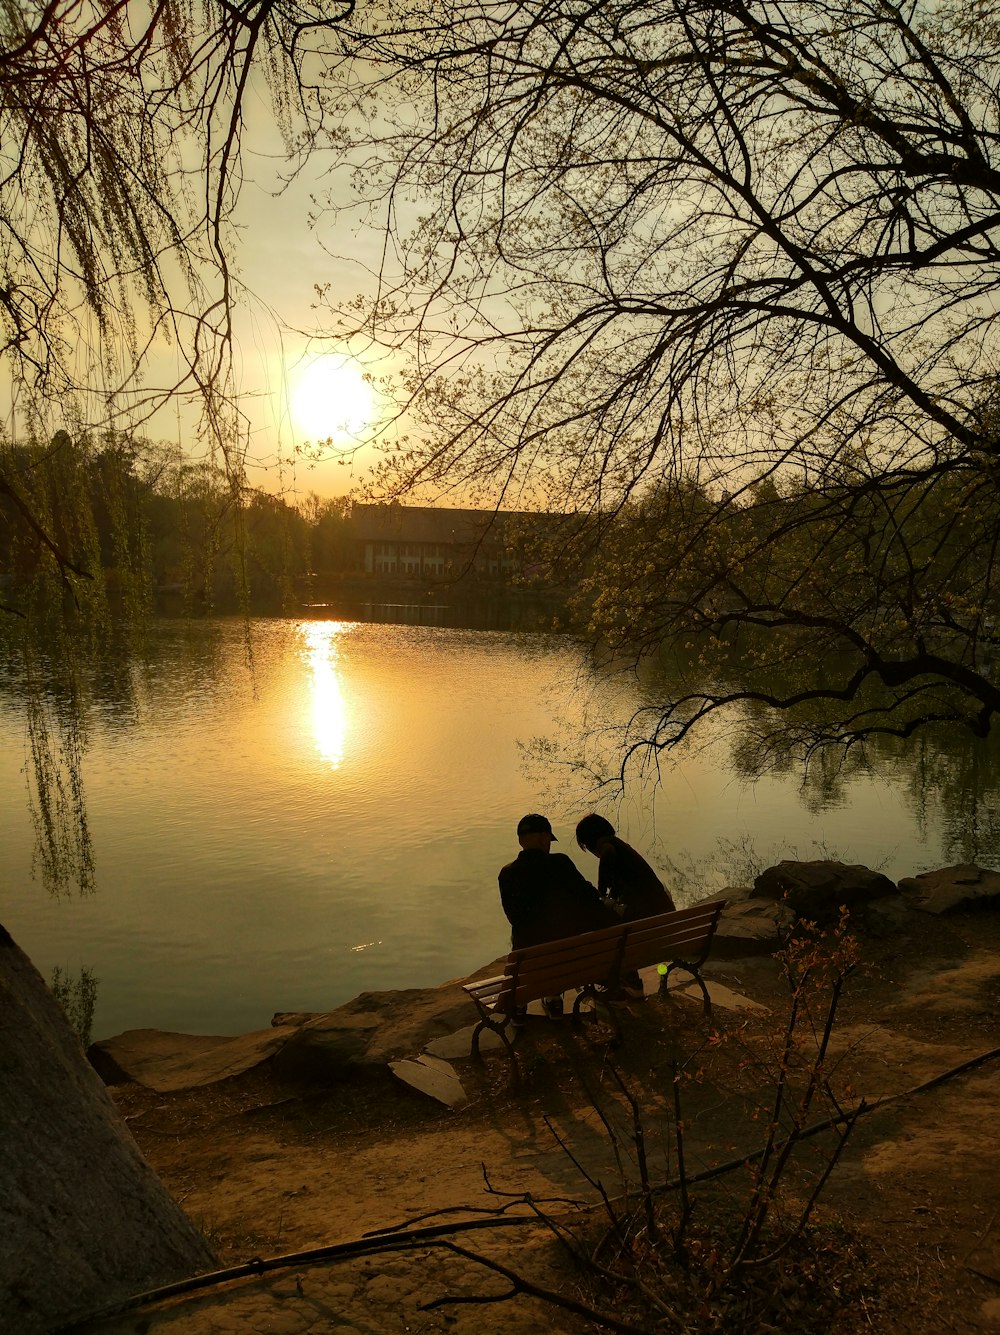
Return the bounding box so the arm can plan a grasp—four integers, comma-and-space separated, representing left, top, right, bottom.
300, 597, 559, 631
7, 614, 1000, 1041
298, 620, 354, 768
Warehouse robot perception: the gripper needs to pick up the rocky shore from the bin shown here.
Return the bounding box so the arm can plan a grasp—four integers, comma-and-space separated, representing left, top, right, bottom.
7, 860, 1000, 1335
87, 860, 1000, 1101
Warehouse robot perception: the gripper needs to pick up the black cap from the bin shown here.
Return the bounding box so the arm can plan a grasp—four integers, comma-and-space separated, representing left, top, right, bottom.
517, 813, 557, 840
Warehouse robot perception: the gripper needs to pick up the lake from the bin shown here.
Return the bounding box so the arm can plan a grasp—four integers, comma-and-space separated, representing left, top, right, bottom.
2, 613, 996, 1040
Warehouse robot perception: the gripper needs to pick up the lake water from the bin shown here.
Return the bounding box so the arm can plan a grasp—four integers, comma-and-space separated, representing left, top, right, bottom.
2, 614, 996, 1040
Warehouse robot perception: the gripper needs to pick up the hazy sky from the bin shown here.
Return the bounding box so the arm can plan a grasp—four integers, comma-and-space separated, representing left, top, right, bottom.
227, 129, 396, 502
0, 66, 401, 505
115, 82, 405, 505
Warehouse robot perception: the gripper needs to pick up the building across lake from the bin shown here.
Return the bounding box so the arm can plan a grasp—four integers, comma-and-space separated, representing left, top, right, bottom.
352, 503, 565, 583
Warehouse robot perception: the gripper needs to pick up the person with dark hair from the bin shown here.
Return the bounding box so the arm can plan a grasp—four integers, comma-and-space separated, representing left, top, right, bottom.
498, 812, 616, 1017
575, 813, 676, 922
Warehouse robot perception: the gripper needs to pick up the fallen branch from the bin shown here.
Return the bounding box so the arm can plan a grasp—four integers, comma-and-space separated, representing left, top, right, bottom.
364, 1184, 586, 1238
71, 1044, 1000, 1330
418, 1237, 657, 1334
966, 1267, 1000, 1288
59, 1213, 544, 1330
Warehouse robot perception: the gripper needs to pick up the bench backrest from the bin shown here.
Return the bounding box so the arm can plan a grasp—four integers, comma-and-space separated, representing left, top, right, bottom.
497, 900, 725, 1011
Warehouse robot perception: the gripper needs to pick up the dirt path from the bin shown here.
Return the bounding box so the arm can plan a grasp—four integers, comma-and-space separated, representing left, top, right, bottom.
77, 910, 1000, 1335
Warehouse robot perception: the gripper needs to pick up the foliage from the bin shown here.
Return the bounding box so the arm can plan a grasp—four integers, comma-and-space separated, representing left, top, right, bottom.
0, 0, 354, 448
50, 964, 98, 1049
420, 915, 868, 1333
568, 465, 1000, 772
0, 0, 365, 897
0, 429, 362, 894
0, 0, 375, 654
323, 0, 1000, 765
0, 432, 363, 620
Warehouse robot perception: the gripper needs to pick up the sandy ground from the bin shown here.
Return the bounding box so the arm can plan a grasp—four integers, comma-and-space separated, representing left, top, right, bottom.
74, 908, 1000, 1335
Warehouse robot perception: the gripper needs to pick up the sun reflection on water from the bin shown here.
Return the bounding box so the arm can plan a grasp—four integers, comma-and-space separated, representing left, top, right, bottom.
298, 621, 354, 768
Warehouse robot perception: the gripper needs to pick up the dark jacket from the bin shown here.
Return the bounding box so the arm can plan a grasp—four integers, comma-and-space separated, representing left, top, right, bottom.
597, 837, 675, 921
498, 848, 615, 950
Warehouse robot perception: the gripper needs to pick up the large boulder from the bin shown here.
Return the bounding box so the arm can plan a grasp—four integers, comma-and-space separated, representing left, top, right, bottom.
0, 925, 215, 1334
754, 860, 899, 923
707, 886, 795, 956
269, 1011, 383, 1082
898, 864, 1000, 915
271, 982, 476, 1083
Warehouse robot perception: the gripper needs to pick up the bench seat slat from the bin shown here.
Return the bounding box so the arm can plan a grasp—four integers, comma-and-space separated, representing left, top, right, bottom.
620, 921, 720, 952
508, 924, 627, 962
619, 927, 715, 961
464, 901, 725, 1019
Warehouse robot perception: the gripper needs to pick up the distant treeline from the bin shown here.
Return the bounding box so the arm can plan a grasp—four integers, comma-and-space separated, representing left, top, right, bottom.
0, 431, 358, 617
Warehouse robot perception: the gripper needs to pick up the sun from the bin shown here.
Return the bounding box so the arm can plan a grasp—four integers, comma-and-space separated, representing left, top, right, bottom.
288, 353, 376, 444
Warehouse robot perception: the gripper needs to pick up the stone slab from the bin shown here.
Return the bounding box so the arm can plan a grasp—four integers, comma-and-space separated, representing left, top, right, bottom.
389, 1057, 467, 1107
88, 1026, 299, 1092
412, 1051, 458, 1076
638, 966, 662, 995
424, 1024, 506, 1059
672, 980, 770, 1013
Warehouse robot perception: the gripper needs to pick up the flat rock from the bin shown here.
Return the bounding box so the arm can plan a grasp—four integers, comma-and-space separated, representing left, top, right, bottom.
389, 1056, 467, 1107
274, 982, 477, 1065
88, 1026, 298, 1093
424, 1024, 506, 1059
669, 978, 770, 1012
92, 978, 492, 1092
897, 864, 1000, 915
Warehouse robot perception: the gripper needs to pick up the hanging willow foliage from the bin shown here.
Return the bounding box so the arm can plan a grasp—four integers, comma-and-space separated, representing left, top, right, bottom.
0, 1, 356, 895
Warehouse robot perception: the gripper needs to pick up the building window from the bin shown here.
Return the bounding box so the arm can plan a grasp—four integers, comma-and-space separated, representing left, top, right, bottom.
374, 541, 398, 574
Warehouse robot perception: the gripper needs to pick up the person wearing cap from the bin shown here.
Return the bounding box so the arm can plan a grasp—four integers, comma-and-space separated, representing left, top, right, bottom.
575, 813, 676, 923
498, 813, 616, 1016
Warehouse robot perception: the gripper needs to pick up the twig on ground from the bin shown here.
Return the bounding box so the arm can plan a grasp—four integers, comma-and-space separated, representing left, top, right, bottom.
417, 1237, 670, 1334
960, 1206, 999, 1268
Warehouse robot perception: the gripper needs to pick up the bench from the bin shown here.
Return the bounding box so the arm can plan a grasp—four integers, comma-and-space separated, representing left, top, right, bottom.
464, 900, 726, 1076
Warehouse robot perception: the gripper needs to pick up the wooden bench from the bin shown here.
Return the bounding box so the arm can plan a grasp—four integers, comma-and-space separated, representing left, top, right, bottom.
464, 900, 726, 1076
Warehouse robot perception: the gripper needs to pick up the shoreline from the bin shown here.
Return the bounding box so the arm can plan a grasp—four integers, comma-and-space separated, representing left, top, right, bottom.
76, 890, 1000, 1334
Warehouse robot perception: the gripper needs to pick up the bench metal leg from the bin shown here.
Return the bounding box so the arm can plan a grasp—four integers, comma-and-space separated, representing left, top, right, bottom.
572, 984, 623, 1045
662, 962, 713, 1015
470, 1012, 520, 1083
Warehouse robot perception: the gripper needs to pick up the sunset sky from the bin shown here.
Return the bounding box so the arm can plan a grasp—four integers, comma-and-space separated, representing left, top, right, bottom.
115, 91, 402, 505
226, 114, 400, 503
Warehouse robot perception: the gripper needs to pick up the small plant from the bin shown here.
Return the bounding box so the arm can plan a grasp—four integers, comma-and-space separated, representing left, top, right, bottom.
50, 963, 98, 1048
421, 911, 870, 1333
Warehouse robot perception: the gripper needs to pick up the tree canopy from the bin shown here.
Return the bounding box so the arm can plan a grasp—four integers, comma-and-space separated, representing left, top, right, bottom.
0, 0, 358, 597
321, 0, 1000, 765
8, 0, 1000, 777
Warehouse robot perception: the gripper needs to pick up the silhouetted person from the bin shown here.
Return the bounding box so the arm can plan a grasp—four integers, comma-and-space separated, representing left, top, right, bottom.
498, 812, 615, 1016
575, 813, 676, 922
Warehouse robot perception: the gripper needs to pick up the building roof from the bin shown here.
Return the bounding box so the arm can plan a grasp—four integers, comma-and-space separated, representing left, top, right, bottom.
352, 504, 537, 545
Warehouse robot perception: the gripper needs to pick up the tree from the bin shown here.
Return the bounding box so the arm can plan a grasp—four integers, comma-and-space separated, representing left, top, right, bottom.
323, 0, 1000, 767
0, 2, 360, 895
299, 492, 355, 576
0, 0, 354, 591
0, 0, 348, 421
